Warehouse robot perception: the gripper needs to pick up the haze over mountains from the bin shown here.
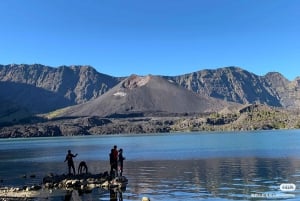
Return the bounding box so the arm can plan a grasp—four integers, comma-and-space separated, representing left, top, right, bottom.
0, 64, 299, 124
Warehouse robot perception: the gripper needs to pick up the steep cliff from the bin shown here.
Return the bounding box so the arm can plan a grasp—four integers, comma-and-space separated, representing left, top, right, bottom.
0, 64, 120, 113
165, 67, 282, 107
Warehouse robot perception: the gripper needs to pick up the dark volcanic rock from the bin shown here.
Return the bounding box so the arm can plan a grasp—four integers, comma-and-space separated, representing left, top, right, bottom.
1, 105, 300, 138
0, 125, 62, 138
54, 75, 238, 118
0, 116, 113, 138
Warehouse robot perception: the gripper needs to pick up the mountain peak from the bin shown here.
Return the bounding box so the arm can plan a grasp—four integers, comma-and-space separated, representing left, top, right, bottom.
122, 74, 151, 89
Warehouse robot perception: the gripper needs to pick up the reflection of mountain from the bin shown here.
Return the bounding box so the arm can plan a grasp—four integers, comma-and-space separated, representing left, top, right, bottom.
124, 158, 300, 200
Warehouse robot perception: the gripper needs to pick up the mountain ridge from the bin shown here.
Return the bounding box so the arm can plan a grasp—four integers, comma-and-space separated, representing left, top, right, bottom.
0, 64, 299, 125
52, 74, 241, 118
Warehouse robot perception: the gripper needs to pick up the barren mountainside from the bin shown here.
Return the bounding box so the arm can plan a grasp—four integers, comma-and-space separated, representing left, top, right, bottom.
0, 64, 299, 123
0, 64, 120, 113
168, 67, 300, 109
52, 75, 239, 118
264, 72, 300, 108
165, 67, 281, 106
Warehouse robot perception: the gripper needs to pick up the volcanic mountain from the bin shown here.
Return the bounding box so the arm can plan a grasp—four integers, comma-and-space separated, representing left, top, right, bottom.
52, 75, 239, 118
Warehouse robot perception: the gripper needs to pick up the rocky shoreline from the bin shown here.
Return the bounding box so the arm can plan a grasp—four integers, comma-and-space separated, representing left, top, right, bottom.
0, 104, 300, 138
0, 172, 128, 199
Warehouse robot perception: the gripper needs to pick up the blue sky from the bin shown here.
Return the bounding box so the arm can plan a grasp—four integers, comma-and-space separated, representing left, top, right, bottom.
0, 0, 299, 80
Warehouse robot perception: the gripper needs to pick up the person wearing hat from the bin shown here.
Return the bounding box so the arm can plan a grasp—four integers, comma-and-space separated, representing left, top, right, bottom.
118, 148, 126, 176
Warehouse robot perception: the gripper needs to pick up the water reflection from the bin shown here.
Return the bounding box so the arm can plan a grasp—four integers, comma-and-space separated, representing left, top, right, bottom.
109, 188, 124, 201
1, 157, 300, 200
1, 130, 300, 200
124, 157, 300, 200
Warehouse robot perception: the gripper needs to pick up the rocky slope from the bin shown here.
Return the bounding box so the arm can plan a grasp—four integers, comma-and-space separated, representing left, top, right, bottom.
49, 74, 241, 118
166, 67, 300, 109
264, 72, 300, 108
0, 98, 32, 126
1, 64, 299, 128
1, 104, 299, 138
165, 67, 280, 106
0, 64, 120, 113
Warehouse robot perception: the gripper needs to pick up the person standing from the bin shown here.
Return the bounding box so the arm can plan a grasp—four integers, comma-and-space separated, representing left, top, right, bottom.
110, 145, 119, 177
64, 150, 78, 175
118, 148, 125, 176
110, 149, 116, 176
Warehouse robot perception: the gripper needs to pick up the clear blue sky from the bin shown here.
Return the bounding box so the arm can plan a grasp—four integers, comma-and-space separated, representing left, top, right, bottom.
0, 0, 299, 80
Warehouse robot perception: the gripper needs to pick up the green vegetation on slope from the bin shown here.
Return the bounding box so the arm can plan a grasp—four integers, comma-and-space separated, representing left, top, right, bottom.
171, 104, 300, 132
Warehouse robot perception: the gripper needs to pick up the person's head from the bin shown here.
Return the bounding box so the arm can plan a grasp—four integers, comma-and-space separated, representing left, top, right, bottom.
68, 150, 71, 153
119, 148, 123, 152
114, 145, 117, 149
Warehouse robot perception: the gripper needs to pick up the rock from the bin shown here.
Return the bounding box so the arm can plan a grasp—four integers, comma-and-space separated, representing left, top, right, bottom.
31, 185, 42, 190
0, 171, 128, 199
41, 172, 127, 191
101, 180, 109, 188
87, 183, 97, 189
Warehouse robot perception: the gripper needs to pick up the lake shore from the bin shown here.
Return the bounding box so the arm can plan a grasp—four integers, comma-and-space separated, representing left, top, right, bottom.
1, 104, 300, 138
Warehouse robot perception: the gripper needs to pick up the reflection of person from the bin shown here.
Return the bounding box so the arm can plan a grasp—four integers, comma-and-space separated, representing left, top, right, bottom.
64, 150, 78, 175
110, 189, 117, 201
119, 190, 123, 201
78, 161, 88, 174
109, 188, 123, 201
118, 148, 125, 176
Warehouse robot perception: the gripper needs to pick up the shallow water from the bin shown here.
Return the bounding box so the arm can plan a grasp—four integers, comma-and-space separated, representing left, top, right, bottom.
1, 130, 300, 200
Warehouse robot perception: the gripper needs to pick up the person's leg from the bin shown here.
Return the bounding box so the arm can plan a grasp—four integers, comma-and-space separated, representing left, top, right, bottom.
68, 166, 71, 175
72, 164, 76, 175
113, 162, 118, 176
110, 164, 113, 176
119, 162, 123, 176
85, 164, 88, 174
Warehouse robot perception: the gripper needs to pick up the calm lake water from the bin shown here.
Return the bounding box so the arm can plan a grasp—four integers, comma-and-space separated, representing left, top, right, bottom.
1, 130, 300, 200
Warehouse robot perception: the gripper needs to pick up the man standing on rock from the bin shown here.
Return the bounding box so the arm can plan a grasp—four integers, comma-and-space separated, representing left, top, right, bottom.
110, 145, 119, 177
64, 150, 78, 175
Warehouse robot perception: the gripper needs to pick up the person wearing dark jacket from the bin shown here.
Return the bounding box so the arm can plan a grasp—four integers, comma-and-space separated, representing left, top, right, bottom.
118, 148, 125, 176
110, 148, 118, 177
64, 150, 78, 175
